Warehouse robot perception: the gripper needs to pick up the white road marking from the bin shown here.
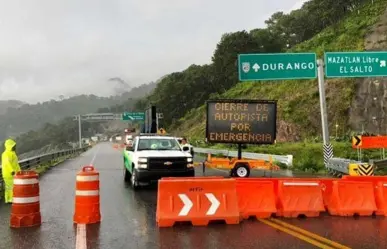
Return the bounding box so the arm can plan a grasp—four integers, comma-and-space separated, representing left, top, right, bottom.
76, 145, 101, 249
76, 224, 87, 249
90, 145, 101, 165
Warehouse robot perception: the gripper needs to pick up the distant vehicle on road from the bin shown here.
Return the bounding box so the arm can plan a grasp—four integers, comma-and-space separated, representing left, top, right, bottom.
123, 134, 195, 190
176, 137, 183, 144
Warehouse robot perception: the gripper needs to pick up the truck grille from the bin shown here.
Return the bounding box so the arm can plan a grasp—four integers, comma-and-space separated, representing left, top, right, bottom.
148, 157, 187, 170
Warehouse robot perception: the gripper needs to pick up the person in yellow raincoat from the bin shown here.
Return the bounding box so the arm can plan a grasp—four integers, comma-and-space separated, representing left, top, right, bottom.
1, 139, 21, 203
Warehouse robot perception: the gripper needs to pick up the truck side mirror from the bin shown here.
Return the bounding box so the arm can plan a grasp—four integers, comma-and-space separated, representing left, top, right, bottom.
182, 146, 189, 152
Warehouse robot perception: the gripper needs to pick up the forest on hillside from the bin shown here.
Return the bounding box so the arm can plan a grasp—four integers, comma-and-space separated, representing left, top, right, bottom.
133, 0, 371, 130
0, 82, 156, 142
0, 82, 156, 154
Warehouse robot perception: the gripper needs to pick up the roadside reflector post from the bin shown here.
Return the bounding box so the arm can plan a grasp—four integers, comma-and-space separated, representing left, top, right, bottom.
10, 170, 42, 228
73, 165, 101, 224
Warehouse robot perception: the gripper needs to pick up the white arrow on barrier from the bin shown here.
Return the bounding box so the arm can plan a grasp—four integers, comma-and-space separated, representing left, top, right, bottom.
205, 193, 220, 215
178, 194, 193, 216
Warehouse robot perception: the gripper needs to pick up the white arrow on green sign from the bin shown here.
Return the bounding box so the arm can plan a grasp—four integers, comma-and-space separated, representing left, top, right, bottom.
238, 53, 317, 81
325, 51, 387, 78
122, 112, 145, 121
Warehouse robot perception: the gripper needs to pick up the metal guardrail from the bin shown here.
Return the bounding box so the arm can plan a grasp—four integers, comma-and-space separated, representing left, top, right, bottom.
0, 146, 90, 169
325, 157, 359, 175
193, 147, 293, 166
370, 158, 387, 169
0, 146, 90, 191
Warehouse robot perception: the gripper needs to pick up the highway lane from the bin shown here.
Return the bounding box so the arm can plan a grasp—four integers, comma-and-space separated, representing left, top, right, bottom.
0, 143, 384, 248
195, 154, 387, 248
0, 143, 311, 249
280, 214, 387, 249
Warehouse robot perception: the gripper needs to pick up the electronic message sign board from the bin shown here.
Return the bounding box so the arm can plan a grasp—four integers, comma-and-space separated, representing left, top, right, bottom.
206, 99, 277, 144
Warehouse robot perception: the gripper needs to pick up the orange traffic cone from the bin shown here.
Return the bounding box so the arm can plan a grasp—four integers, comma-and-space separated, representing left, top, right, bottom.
10, 171, 42, 228
73, 166, 101, 224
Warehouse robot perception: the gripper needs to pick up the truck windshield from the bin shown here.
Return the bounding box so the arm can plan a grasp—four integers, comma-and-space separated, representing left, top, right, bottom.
137, 138, 181, 151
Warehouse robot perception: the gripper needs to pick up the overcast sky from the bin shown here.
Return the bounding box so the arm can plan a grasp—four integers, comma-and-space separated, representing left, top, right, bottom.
0, 0, 307, 103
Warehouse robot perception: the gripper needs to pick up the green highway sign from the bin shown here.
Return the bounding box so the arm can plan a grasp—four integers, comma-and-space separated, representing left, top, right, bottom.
238, 53, 317, 81
122, 112, 145, 121
325, 51, 387, 78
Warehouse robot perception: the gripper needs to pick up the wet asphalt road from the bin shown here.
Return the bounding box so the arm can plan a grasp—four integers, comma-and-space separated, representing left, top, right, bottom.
0, 142, 386, 249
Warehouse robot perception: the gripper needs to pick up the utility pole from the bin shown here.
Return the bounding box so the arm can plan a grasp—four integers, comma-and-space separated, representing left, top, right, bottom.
317, 59, 330, 144
78, 114, 82, 148
317, 59, 333, 166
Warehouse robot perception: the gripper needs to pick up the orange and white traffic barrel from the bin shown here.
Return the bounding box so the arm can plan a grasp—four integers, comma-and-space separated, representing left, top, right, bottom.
10, 170, 42, 228
73, 165, 101, 224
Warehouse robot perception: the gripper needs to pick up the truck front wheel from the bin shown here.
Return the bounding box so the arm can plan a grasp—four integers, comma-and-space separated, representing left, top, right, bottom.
124, 167, 130, 182
131, 168, 140, 190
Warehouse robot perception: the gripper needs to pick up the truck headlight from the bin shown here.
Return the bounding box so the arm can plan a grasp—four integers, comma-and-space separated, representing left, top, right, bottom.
138, 158, 148, 168
187, 157, 193, 163
139, 163, 147, 169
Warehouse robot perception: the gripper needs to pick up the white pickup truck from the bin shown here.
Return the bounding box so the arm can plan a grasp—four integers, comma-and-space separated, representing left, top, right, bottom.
123, 134, 195, 190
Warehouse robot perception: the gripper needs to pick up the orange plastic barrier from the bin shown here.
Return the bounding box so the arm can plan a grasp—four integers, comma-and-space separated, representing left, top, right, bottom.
374, 181, 387, 216
234, 178, 334, 207
326, 181, 377, 216
342, 176, 387, 216
236, 179, 276, 219
73, 166, 101, 224
161, 176, 224, 180
10, 171, 41, 228
156, 178, 240, 227
276, 180, 325, 218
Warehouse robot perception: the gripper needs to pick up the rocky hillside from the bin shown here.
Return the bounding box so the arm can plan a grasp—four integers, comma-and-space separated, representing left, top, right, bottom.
349, 6, 387, 134
171, 0, 387, 141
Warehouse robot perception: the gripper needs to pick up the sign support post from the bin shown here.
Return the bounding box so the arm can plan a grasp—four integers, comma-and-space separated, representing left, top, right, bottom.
317, 59, 333, 165
74, 113, 125, 148
237, 144, 242, 160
